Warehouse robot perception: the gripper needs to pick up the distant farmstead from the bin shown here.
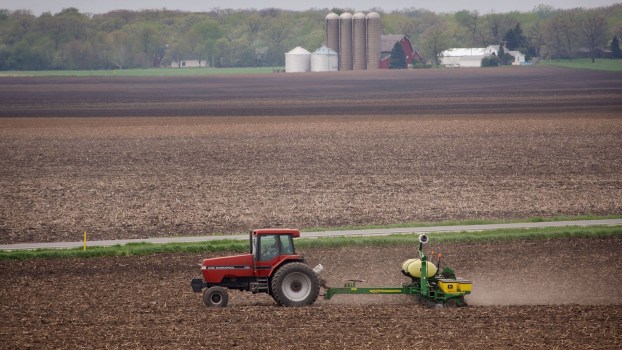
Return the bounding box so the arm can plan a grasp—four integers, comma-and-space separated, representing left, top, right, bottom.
440, 45, 525, 67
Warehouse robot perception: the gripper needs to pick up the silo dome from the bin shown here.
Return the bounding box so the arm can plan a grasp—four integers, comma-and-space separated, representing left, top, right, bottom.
285, 46, 311, 73
311, 45, 338, 72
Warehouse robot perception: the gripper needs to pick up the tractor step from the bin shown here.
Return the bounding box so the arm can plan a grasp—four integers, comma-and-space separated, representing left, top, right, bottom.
250, 278, 270, 293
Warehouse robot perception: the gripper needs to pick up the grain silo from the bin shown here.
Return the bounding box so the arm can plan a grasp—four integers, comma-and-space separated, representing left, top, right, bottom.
352, 12, 367, 70
311, 45, 339, 72
285, 46, 311, 73
325, 13, 340, 56
366, 12, 382, 70
338, 12, 353, 71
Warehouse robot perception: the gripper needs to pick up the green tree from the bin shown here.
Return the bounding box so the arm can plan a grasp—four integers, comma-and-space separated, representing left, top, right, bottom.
503, 23, 527, 50
128, 22, 166, 67
420, 23, 450, 66
107, 31, 133, 69
498, 44, 505, 57
481, 54, 500, 67
389, 41, 407, 69
190, 19, 223, 67
611, 36, 622, 59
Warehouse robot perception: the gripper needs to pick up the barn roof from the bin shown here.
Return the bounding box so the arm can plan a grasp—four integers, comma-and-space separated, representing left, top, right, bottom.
441, 48, 487, 57
286, 46, 310, 55
381, 35, 406, 52
312, 45, 337, 55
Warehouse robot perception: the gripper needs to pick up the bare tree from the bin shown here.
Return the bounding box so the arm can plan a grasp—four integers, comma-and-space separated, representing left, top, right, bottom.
455, 10, 479, 46
481, 12, 516, 46
544, 11, 577, 60
528, 21, 546, 58
578, 11, 608, 63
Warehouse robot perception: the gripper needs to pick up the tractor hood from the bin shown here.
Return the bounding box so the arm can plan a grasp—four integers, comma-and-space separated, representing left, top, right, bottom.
201, 254, 254, 284
202, 254, 254, 269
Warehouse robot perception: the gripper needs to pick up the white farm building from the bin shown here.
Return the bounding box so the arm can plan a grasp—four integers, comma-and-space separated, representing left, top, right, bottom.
440, 45, 526, 68
171, 59, 208, 68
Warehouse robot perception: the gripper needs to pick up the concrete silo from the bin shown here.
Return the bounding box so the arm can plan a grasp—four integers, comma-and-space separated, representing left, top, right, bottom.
338, 12, 353, 71
366, 12, 382, 70
325, 13, 340, 56
285, 46, 311, 73
352, 12, 367, 70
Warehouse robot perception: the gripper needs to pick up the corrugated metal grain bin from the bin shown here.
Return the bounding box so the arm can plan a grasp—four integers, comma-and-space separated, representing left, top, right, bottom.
285, 46, 311, 73
311, 45, 338, 72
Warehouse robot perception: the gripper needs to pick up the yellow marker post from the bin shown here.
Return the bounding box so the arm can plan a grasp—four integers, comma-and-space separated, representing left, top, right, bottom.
83, 231, 87, 252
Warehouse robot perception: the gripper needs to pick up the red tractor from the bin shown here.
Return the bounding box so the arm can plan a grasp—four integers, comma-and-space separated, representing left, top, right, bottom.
191, 228, 321, 307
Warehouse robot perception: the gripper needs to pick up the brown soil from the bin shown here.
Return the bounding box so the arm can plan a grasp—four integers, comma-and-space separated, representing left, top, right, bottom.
1, 237, 621, 349
1, 67, 621, 348
1, 67, 621, 244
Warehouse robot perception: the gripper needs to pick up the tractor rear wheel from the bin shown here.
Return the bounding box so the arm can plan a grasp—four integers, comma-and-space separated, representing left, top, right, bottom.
271, 262, 320, 307
203, 286, 229, 307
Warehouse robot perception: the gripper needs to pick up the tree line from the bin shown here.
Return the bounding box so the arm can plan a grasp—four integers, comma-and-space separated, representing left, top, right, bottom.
1, 5, 620, 70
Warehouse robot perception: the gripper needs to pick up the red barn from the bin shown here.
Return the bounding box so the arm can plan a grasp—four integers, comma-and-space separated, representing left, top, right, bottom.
379, 35, 424, 69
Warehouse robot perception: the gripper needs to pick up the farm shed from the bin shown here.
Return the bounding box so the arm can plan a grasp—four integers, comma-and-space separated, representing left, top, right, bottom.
440, 47, 492, 68
441, 45, 526, 67
285, 46, 311, 73
379, 35, 423, 69
311, 45, 338, 72
170, 60, 208, 68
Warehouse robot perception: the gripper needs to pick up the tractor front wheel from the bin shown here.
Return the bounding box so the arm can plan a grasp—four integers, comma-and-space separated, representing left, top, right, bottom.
203, 286, 229, 307
271, 262, 320, 307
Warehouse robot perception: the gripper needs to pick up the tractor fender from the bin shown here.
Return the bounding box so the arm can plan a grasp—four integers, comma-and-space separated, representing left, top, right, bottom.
267, 257, 306, 279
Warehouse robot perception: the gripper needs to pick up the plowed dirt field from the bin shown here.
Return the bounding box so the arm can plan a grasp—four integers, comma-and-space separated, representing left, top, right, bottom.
1, 238, 621, 349
1, 67, 621, 244
1, 67, 621, 348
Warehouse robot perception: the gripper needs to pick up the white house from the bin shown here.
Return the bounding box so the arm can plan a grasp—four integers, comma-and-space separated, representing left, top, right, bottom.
506, 50, 526, 65
440, 45, 525, 67
171, 60, 208, 68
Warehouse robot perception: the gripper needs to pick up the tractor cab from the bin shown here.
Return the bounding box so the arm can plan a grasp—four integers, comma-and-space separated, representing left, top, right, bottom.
251, 228, 300, 268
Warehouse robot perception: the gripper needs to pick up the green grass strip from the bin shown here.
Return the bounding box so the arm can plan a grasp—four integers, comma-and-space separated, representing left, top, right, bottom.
538, 58, 622, 71
297, 225, 622, 249
1, 225, 620, 260
0, 67, 282, 77
301, 214, 622, 232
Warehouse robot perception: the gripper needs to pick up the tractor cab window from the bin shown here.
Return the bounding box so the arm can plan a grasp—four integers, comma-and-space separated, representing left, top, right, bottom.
258, 235, 279, 261
279, 235, 294, 255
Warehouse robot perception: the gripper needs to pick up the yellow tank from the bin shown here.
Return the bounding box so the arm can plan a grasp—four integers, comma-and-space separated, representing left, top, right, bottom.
406, 259, 437, 278
401, 259, 417, 274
